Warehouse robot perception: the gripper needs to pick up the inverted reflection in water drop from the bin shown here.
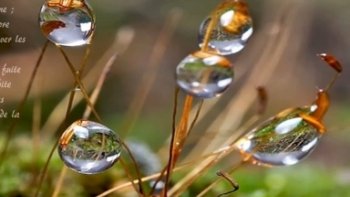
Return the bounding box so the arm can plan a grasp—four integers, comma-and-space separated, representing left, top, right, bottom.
39, 0, 95, 46
58, 120, 121, 174
198, 0, 253, 55
235, 107, 322, 166
176, 51, 234, 98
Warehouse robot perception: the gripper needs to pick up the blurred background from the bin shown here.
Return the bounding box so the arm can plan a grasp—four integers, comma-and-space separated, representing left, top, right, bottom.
1, 0, 350, 196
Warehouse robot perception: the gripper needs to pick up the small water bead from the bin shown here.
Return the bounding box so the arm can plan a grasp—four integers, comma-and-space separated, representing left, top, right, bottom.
235, 106, 323, 166
198, 0, 253, 55
176, 51, 234, 98
39, 0, 95, 46
58, 120, 121, 174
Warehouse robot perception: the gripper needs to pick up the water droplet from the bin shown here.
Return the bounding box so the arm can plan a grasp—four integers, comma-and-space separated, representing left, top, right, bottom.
58, 120, 121, 174
39, 0, 95, 46
176, 51, 234, 98
198, 0, 253, 55
235, 107, 322, 166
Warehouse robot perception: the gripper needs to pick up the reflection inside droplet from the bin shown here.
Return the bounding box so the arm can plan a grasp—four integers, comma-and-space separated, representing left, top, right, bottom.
58, 120, 121, 174
235, 107, 322, 166
176, 51, 234, 98
39, 1, 95, 46
198, 1, 253, 55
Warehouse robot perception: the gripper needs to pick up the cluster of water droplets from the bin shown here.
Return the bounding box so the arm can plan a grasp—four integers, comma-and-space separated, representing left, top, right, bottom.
39, 0, 95, 46
175, 0, 253, 98
58, 120, 122, 174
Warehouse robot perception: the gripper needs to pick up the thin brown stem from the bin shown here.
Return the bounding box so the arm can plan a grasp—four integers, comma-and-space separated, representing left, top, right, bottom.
188, 100, 204, 134
317, 53, 342, 92
83, 53, 117, 119
150, 87, 180, 195
163, 87, 180, 196
119, 159, 142, 196
120, 141, 145, 195
58, 46, 102, 122
154, 100, 203, 195
65, 43, 92, 119
35, 79, 83, 197
0, 41, 49, 168
201, 5, 220, 52
51, 166, 68, 197
32, 96, 42, 161
163, 94, 199, 196
150, 166, 167, 195
196, 160, 246, 197
51, 45, 92, 197
216, 171, 239, 197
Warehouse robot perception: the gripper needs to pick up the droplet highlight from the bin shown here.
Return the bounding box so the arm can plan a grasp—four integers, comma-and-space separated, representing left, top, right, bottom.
199, 0, 253, 55
176, 51, 234, 98
39, 0, 95, 46
58, 120, 121, 174
235, 107, 322, 166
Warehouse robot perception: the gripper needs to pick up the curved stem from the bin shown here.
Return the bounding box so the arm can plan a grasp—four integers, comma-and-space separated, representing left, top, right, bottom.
64, 44, 92, 119
150, 166, 167, 195
201, 6, 220, 52
82, 53, 117, 119
50, 45, 92, 197
57, 47, 146, 196
216, 171, 239, 197
58, 46, 102, 122
150, 98, 203, 196
201, 18, 217, 52
51, 166, 68, 197
120, 142, 145, 195
119, 159, 143, 196
188, 100, 204, 134
196, 160, 246, 197
163, 87, 180, 196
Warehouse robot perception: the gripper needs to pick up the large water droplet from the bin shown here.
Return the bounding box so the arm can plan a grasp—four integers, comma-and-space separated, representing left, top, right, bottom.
39, 0, 95, 46
198, 0, 253, 55
58, 120, 121, 174
235, 107, 322, 166
176, 51, 234, 98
